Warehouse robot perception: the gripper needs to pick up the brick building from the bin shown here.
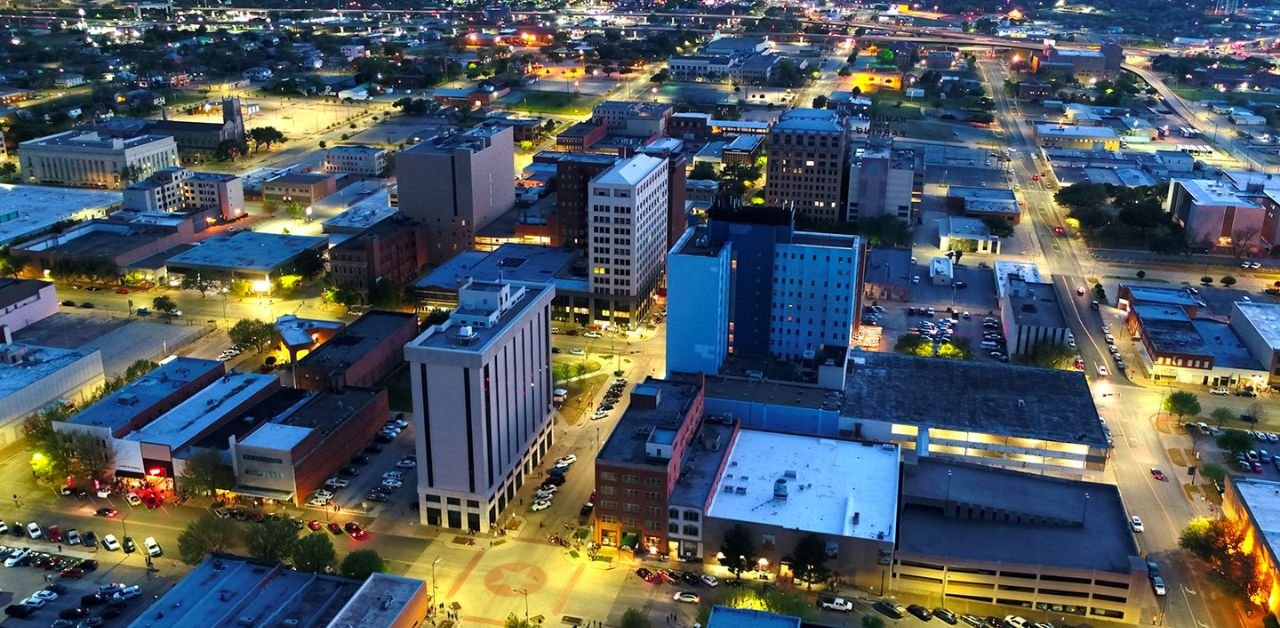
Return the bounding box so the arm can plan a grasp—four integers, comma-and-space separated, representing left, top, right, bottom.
293, 311, 419, 390
328, 218, 428, 304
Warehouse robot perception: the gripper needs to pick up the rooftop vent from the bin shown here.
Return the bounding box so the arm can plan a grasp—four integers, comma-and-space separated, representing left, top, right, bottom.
773, 479, 788, 500
454, 325, 479, 346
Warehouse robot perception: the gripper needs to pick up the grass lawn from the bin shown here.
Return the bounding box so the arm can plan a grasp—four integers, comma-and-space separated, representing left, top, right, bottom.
552, 358, 602, 382
505, 90, 599, 115
870, 96, 926, 120
892, 120, 956, 141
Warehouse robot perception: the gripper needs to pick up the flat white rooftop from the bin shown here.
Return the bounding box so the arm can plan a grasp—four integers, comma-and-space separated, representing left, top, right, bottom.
1035, 124, 1119, 139
1235, 302, 1280, 351
240, 422, 312, 452
320, 187, 397, 233
1233, 478, 1280, 556
1177, 178, 1260, 208
0, 344, 96, 401
127, 372, 277, 449
594, 154, 664, 187
0, 184, 121, 246
706, 430, 899, 542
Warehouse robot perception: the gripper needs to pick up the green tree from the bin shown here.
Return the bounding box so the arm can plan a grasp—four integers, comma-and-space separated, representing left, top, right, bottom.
1263, 614, 1279, 628
689, 161, 717, 181
229, 318, 276, 351
245, 519, 299, 564
1165, 391, 1201, 420
1016, 342, 1075, 369
790, 533, 830, 588
1221, 276, 1238, 287
812, 94, 829, 109
67, 430, 115, 485
620, 609, 651, 628
292, 533, 337, 573
152, 296, 177, 313
504, 615, 534, 628
1200, 462, 1227, 484
1201, 276, 1214, 285
981, 216, 1015, 238
181, 274, 215, 297
1136, 270, 1147, 279
177, 514, 240, 565
178, 447, 234, 496
863, 616, 887, 628
718, 524, 755, 580
894, 334, 930, 356
340, 549, 387, 579
248, 126, 287, 151
1210, 407, 1238, 426
214, 139, 246, 161
285, 201, 306, 221
1216, 429, 1254, 454
1055, 182, 1109, 210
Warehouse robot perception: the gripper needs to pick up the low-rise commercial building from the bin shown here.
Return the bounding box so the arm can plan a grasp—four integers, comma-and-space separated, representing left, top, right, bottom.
945, 186, 1022, 224
19, 130, 179, 189
1165, 178, 1267, 252
123, 167, 245, 221
1124, 303, 1266, 388
1222, 477, 1280, 618
863, 247, 913, 303
0, 184, 121, 247
262, 172, 338, 206
165, 231, 329, 284
328, 217, 428, 304
0, 341, 105, 447
1115, 283, 1202, 317
0, 279, 57, 334
130, 555, 428, 628
323, 144, 389, 177
14, 220, 193, 279
1000, 276, 1070, 355
895, 458, 1151, 623
230, 386, 389, 505
1034, 125, 1121, 151
939, 216, 1001, 255
1232, 302, 1280, 388
56, 358, 225, 440
841, 352, 1110, 477
293, 310, 419, 390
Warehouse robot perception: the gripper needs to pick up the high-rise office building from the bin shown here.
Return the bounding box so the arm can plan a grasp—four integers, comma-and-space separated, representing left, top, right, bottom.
846, 137, 917, 222
764, 109, 849, 222
638, 138, 689, 251
587, 154, 669, 328
404, 279, 555, 533
667, 206, 865, 373
398, 126, 516, 264
553, 153, 618, 248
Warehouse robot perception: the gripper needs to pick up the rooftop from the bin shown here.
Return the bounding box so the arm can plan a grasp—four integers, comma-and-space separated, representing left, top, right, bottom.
599, 378, 702, 467
1120, 283, 1201, 308
843, 352, 1109, 447
864, 247, 913, 287
328, 573, 426, 627
1231, 478, 1280, 560
1007, 279, 1068, 329
898, 458, 1140, 573
947, 185, 1019, 216
724, 134, 764, 153
0, 343, 98, 402
266, 172, 334, 186
326, 144, 386, 155
940, 216, 995, 240
0, 184, 121, 247
403, 124, 509, 155
20, 130, 176, 150
0, 278, 51, 308
296, 311, 417, 371
274, 314, 345, 349
321, 188, 398, 234
1175, 178, 1261, 208
14, 222, 176, 259
410, 281, 552, 355
127, 372, 279, 450
127, 554, 362, 628
1134, 304, 1261, 369
773, 108, 844, 134
1234, 302, 1280, 350
68, 358, 223, 435
593, 154, 665, 187
415, 244, 588, 296
706, 607, 801, 628
706, 430, 900, 541
1035, 124, 1119, 139
193, 387, 309, 452
674, 225, 726, 258
166, 231, 327, 273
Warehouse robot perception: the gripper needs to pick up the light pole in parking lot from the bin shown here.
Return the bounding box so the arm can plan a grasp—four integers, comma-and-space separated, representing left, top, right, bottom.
511, 586, 529, 625
431, 556, 441, 609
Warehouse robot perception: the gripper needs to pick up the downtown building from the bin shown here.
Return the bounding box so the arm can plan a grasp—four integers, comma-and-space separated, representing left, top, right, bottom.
123, 167, 246, 220
764, 109, 849, 222
19, 130, 179, 189
587, 154, 669, 328
404, 279, 555, 533
666, 206, 865, 375
398, 125, 516, 264
846, 137, 918, 222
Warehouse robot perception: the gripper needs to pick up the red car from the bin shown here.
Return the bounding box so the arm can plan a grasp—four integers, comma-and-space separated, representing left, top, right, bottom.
307, 520, 322, 531
1055, 226, 1066, 235
344, 522, 368, 540
1149, 469, 1167, 481
47, 526, 62, 542
658, 570, 677, 584
114, 288, 129, 294
327, 522, 343, 535
1031, 175, 1041, 181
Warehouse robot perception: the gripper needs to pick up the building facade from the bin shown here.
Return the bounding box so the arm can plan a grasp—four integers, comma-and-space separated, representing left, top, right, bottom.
328, 218, 428, 304
405, 280, 555, 533
398, 126, 516, 264
847, 139, 917, 222
323, 145, 389, 177
587, 154, 670, 328
262, 172, 338, 206
19, 131, 179, 189
546, 152, 618, 248
293, 311, 419, 391
765, 109, 849, 222
0, 279, 57, 334
123, 168, 245, 220
1165, 178, 1267, 252
667, 229, 732, 376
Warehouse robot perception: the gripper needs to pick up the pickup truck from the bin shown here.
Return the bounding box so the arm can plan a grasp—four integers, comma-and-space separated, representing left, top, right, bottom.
820, 597, 854, 612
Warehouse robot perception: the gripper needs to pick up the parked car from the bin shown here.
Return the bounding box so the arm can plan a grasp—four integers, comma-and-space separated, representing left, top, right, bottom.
144, 536, 162, 557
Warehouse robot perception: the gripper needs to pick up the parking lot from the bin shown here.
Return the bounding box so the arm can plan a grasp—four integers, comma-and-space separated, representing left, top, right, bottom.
0, 533, 158, 625
302, 414, 418, 517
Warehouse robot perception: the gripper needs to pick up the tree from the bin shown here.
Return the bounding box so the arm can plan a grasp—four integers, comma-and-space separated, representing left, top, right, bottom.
245, 519, 299, 564
1016, 342, 1075, 369
811, 94, 829, 109
340, 549, 387, 579
863, 616, 887, 628
182, 274, 214, 297
214, 139, 246, 162
152, 296, 176, 313
285, 201, 306, 221
790, 533, 830, 588
1265, 614, 1280, 628
1201, 276, 1214, 285
1165, 391, 1201, 420
894, 334, 931, 357
1210, 407, 1238, 426
718, 524, 755, 580
178, 447, 234, 496
689, 161, 717, 180
1136, 270, 1147, 279
1200, 462, 1227, 484
1216, 429, 1254, 454
248, 126, 287, 152
229, 318, 276, 351
292, 533, 337, 573
504, 615, 535, 628
620, 609, 651, 628
1221, 276, 1238, 287
980, 216, 1014, 238
1055, 182, 1109, 210
177, 514, 240, 565
67, 431, 115, 485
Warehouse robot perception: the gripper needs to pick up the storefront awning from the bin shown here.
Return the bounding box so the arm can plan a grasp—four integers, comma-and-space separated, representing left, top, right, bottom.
620, 532, 639, 549
228, 485, 295, 501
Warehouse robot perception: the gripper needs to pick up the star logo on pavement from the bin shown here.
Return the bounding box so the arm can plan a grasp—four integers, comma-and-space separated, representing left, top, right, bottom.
485, 562, 547, 596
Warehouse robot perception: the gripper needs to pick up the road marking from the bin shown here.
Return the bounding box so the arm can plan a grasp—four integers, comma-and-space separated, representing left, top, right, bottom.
447, 547, 487, 598
553, 563, 585, 615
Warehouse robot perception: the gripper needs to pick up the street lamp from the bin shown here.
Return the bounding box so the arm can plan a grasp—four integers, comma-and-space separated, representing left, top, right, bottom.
511, 586, 529, 624
431, 556, 441, 610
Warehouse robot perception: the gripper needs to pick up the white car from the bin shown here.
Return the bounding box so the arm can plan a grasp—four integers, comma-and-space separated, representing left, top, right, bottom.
382, 471, 404, 481
324, 477, 350, 489
1211, 387, 1230, 395
569, 348, 585, 356
591, 410, 608, 420
144, 536, 162, 557
96, 488, 111, 498
32, 589, 57, 601
535, 490, 556, 501
700, 574, 719, 587
397, 458, 417, 469
306, 496, 330, 507
535, 483, 558, 495
125, 492, 143, 507
4, 548, 28, 567
530, 499, 552, 512
1152, 576, 1167, 596
66, 529, 81, 545
102, 534, 121, 551
1130, 516, 1145, 533
1097, 365, 1109, 377
113, 585, 142, 601
26, 522, 41, 538
584, 331, 602, 338
393, 419, 409, 429
0, 521, 7, 534
20, 597, 46, 609
673, 591, 700, 603
556, 455, 577, 466
1004, 616, 1028, 628
382, 478, 403, 489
